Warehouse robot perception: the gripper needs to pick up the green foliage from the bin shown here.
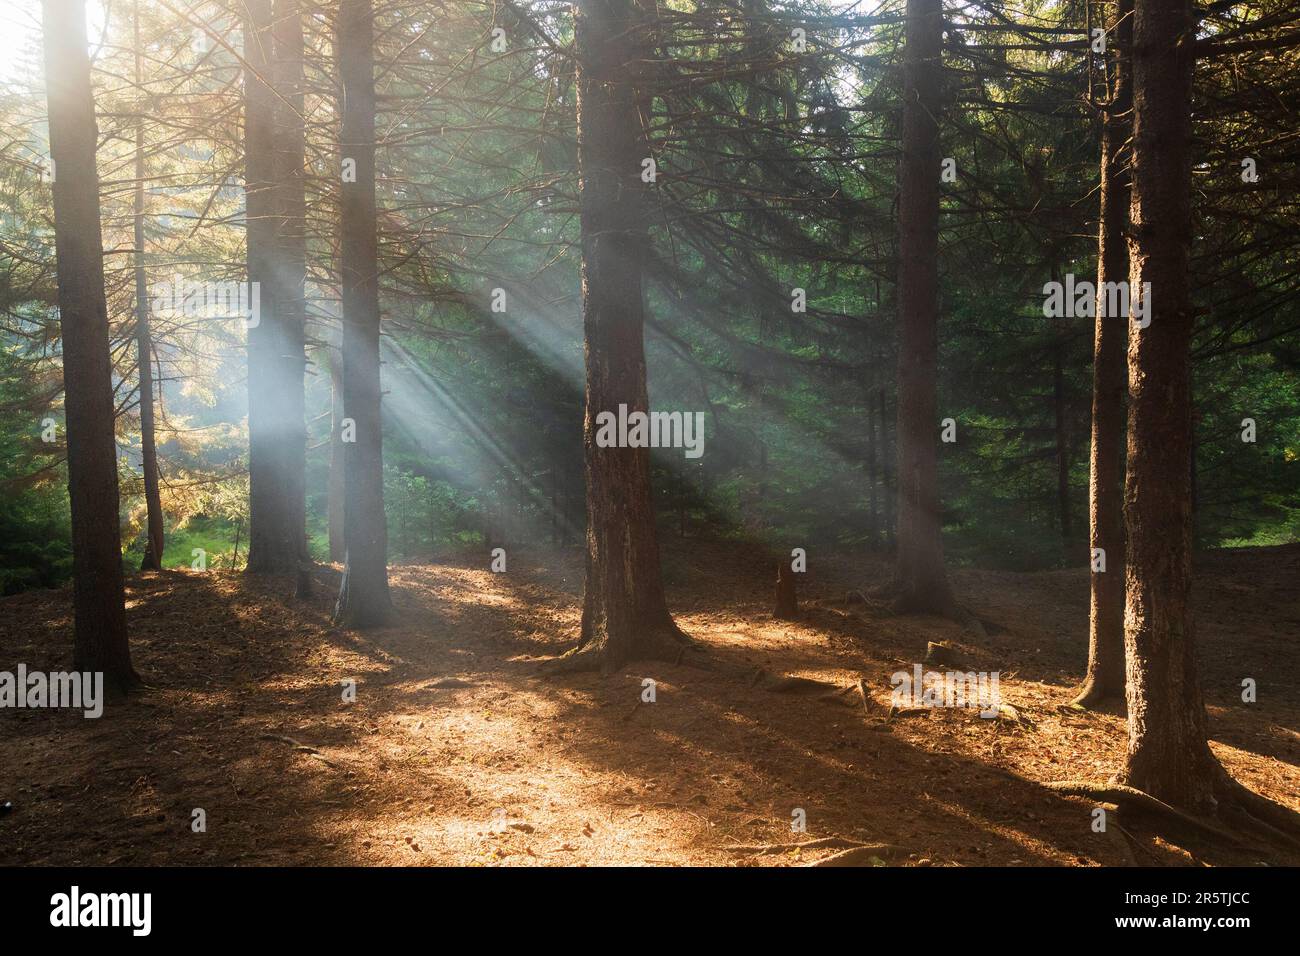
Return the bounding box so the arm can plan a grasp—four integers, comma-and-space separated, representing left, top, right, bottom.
1, 1, 1297, 595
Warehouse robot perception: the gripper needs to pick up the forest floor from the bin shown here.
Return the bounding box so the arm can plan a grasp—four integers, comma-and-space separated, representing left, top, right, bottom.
2, 540, 1298, 867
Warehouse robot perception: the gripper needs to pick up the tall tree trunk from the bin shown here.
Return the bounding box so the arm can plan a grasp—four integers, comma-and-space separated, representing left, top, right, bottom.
893, 0, 954, 611
560, 0, 687, 673
243, 0, 284, 570
42, 0, 138, 691
134, 0, 164, 572
273, 0, 309, 580
879, 388, 895, 548
1053, 331, 1071, 544
327, 353, 345, 563
1120, 0, 1219, 809
333, 0, 392, 628
245, 0, 309, 577
1075, 0, 1131, 709
866, 379, 879, 548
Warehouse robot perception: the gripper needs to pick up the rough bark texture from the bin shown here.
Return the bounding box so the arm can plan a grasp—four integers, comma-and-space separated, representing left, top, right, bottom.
1076, 0, 1132, 709
333, 0, 392, 628
1121, 0, 1220, 810
245, 0, 309, 576
42, 0, 138, 691
566, 0, 687, 673
893, 0, 954, 612
134, 0, 164, 573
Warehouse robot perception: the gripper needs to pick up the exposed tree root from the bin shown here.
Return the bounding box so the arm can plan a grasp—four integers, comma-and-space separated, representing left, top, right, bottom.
875, 581, 989, 639
1047, 771, 1300, 860
1214, 775, 1300, 849
1066, 681, 1126, 714
1107, 815, 1140, 866
538, 625, 708, 677
807, 844, 909, 867
724, 836, 874, 855
747, 670, 869, 709
1044, 780, 1248, 847
726, 836, 907, 866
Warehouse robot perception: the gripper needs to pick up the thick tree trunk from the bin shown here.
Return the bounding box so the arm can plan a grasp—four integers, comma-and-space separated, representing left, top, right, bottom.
564, 0, 687, 673
245, 0, 309, 576
333, 0, 392, 628
42, 0, 138, 691
893, 0, 954, 611
1121, 0, 1221, 810
134, 1, 164, 573
1075, 0, 1132, 709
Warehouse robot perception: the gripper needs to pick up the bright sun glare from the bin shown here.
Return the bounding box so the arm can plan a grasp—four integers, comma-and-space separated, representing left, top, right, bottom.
0, 0, 106, 86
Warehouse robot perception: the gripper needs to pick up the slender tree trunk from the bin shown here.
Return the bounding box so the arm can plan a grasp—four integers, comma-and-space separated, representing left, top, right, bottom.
42, 0, 138, 691
273, 0, 309, 579
893, 0, 954, 611
1053, 331, 1071, 543
134, 0, 164, 572
327, 354, 345, 563
1121, 0, 1220, 809
551, 458, 561, 546
866, 380, 879, 548
334, 0, 392, 628
245, 0, 309, 577
244, 0, 286, 571
563, 0, 687, 673
879, 388, 895, 548
1075, 0, 1131, 709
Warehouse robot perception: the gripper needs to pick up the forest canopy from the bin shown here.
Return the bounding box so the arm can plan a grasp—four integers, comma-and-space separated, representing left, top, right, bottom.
0, 0, 1294, 594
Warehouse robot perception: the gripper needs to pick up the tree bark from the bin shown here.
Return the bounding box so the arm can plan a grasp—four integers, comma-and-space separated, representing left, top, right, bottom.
134, 0, 164, 573
564, 0, 687, 673
866, 379, 879, 547
1053, 330, 1071, 544
42, 0, 138, 691
1121, 0, 1221, 810
893, 0, 954, 611
333, 0, 392, 628
328, 353, 345, 563
245, 0, 309, 576
879, 388, 894, 547
1075, 0, 1132, 709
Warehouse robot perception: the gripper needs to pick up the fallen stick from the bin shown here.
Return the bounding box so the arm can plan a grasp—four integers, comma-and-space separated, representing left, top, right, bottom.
260, 733, 321, 755
724, 836, 873, 855
806, 844, 908, 867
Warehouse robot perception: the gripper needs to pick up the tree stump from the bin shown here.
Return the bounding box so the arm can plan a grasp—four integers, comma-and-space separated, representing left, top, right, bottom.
774, 563, 798, 619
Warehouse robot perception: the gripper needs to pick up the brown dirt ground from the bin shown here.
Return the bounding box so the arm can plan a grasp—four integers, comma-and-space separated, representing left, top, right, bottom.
1, 540, 1297, 866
